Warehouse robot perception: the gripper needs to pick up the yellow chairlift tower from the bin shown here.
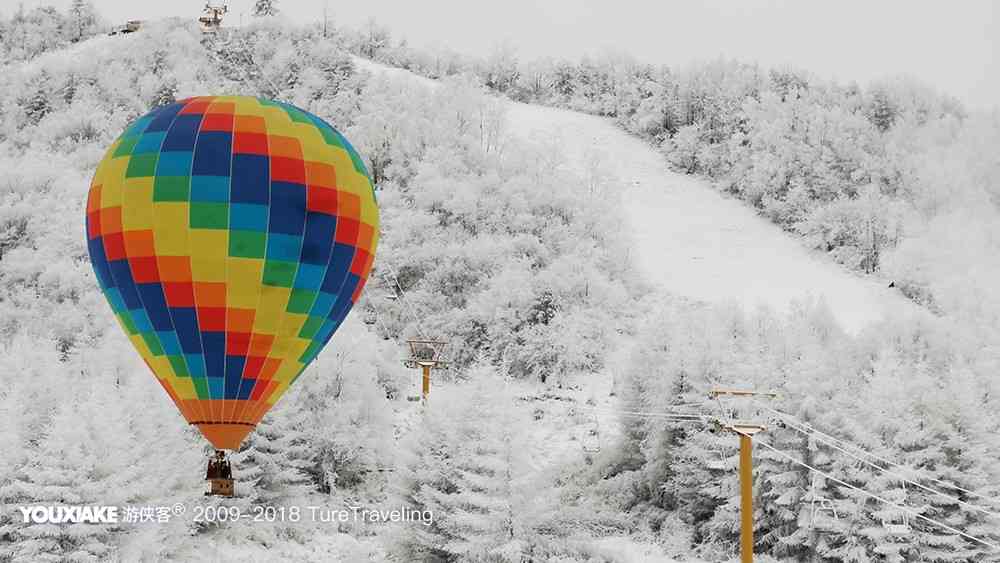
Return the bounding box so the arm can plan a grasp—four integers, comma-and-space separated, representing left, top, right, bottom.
199, 3, 228, 34
708, 387, 779, 563
403, 339, 448, 402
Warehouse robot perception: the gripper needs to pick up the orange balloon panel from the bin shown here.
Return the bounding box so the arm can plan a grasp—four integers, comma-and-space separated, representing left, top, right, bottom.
85, 96, 378, 449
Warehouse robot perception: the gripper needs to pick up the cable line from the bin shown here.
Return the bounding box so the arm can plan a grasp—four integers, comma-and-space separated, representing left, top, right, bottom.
555, 400, 998, 551
378, 264, 428, 340
746, 432, 1000, 552
539, 399, 712, 421
763, 406, 1000, 518
576, 408, 709, 422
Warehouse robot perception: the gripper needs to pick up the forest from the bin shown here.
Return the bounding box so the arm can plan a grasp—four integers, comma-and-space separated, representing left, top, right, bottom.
354, 19, 1000, 326
0, 4, 998, 562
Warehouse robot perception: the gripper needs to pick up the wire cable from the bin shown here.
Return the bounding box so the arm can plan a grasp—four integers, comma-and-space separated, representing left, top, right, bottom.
583, 404, 708, 416
771, 409, 1000, 520
575, 406, 710, 421
527, 396, 712, 421
746, 432, 1000, 552
552, 398, 999, 550
764, 406, 1000, 513
380, 266, 427, 340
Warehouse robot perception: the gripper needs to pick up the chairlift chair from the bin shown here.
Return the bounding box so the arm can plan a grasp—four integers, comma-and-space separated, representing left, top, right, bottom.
706, 445, 730, 470
362, 305, 377, 326
882, 483, 912, 536
806, 474, 839, 529
884, 521, 912, 535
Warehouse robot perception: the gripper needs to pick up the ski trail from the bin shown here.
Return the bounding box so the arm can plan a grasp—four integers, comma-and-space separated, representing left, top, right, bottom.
504, 101, 919, 333
354, 52, 918, 332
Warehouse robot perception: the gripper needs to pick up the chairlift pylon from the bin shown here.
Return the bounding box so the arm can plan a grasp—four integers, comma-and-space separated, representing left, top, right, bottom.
199, 2, 228, 34
403, 338, 448, 402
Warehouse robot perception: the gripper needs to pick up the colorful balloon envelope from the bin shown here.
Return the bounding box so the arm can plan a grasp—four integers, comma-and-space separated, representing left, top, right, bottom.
85, 96, 378, 450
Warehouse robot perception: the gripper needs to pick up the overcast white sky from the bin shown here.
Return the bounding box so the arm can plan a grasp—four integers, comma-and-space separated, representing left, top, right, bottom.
15, 0, 999, 109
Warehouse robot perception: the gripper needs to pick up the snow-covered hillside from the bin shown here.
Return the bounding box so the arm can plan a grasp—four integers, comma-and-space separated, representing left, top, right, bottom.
2, 13, 998, 563
358, 57, 919, 333
507, 102, 922, 333
353, 54, 1000, 563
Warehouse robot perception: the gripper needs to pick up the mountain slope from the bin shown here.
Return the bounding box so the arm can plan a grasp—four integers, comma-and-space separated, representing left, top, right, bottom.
504, 101, 924, 333
354, 54, 920, 333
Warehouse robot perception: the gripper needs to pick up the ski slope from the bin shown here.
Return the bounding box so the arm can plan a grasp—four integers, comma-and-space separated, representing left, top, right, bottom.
504, 102, 919, 334
353, 55, 917, 333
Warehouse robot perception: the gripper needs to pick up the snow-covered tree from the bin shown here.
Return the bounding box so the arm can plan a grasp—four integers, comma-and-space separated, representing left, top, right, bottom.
391, 369, 532, 561
68, 0, 97, 42
252, 0, 279, 17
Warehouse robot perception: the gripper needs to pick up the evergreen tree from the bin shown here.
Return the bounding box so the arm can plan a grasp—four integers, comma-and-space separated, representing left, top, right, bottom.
391, 370, 530, 561
0, 400, 118, 562
22, 71, 53, 125
252, 0, 279, 17
68, 0, 95, 42
868, 88, 898, 132
232, 401, 314, 505
359, 18, 390, 59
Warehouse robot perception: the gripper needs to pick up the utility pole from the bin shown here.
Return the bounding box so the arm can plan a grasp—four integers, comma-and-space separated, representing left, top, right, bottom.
323, 0, 329, 38
709, 388, 778, 563
420, 361, 432, 400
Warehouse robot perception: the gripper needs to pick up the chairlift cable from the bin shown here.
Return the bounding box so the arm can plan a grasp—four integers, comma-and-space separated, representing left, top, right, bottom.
379, 265, 428, 340
527, 396, 710, 421
747, 433, 1000, 552
563, 403, 712, 421
371, 304, 391, 338
583, 407, 709, 420
775, 409, 1000, 520
765, 405, 999, 502
536, 394, 1000, 550
763, 406, 1000, 516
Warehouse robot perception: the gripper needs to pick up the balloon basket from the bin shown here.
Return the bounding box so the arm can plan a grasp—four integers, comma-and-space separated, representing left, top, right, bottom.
204, 450, 235, 497
205, 478, 235, 497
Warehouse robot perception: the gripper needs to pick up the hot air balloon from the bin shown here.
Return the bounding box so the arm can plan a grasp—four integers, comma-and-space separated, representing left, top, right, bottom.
85, 96, 378, 493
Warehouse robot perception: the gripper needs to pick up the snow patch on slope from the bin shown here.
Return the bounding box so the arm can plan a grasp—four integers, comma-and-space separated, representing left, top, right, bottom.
354, 54, 919, 333
503, 102, 922, 333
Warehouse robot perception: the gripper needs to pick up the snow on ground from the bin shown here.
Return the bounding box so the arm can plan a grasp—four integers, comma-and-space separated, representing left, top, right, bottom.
352, 56, 441, 91
504, 102, 921, 334
590, 536, 683, 563
351, 56, 926, 562
354, 54, 920, 334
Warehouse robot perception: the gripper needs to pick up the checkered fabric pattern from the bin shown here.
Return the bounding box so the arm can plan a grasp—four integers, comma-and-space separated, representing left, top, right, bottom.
85, 96, 378, 448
